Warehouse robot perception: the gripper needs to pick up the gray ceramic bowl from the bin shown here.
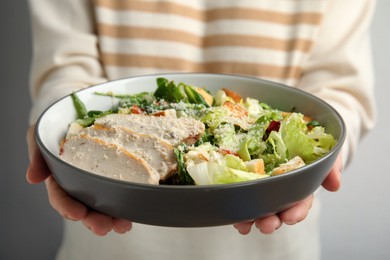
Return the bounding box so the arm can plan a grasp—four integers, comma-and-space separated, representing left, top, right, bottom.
36, 73, 345, 227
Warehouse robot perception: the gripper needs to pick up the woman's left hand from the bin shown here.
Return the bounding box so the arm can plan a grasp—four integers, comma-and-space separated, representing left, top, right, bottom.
233, 155, 343, 235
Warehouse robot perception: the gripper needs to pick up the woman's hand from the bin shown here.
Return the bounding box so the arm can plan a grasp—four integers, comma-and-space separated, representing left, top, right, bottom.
233, 155, 343, 235
26, 125, 133, 236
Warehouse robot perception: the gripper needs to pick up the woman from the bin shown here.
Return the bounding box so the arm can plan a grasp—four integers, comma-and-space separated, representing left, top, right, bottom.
26, 1, 376, 259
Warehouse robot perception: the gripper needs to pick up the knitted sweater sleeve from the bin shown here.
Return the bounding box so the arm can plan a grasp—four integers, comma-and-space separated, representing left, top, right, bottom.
28, 0, 107, 124
297, 0, 377, 165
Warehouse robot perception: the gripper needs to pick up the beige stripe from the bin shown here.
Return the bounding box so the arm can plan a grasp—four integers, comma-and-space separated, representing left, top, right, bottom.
206, 8, 322, 25
95, 0, 203, 20
97, 24, 313, 52
205, 34, 312, 52
101, 53, 302, 79
95, 0, 322, 25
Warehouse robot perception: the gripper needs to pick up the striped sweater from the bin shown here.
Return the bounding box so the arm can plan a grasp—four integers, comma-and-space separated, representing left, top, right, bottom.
94, 0, 323, 83
29, 0, 376, 164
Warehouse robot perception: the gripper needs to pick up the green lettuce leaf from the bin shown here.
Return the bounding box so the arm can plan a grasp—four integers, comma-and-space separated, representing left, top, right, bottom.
187, 154, 269, 185
280, 113, 335, 163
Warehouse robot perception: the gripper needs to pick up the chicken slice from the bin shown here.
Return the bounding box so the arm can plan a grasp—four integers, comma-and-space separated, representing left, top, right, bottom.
60, 135, 160, 185
80, 125, 177, 180
94, 114, 205, 146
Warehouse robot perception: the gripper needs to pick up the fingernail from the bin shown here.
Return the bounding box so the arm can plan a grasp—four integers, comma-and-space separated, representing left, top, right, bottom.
64, 213, 79, 221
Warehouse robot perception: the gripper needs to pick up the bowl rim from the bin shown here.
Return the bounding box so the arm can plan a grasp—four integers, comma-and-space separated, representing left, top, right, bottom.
35, 72, 346, 190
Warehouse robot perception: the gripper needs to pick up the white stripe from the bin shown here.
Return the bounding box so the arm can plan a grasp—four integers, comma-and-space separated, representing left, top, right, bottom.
266, 77, 298, 87
205, 0, 327, 13
105, 66, 179, 79
204, 20, 320, 40
99, 37, 307, 66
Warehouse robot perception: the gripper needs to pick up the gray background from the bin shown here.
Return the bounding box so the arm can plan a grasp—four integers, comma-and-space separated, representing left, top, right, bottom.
1, 1, 389, 260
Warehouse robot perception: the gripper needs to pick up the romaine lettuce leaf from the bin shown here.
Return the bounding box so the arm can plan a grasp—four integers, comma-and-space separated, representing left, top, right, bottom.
280, 113, 335, 163
213, 123, 245, 152
187, 154, 269, 185
211, 164, 266, 184
200, 106, 230, 130
154, 78, 187, 103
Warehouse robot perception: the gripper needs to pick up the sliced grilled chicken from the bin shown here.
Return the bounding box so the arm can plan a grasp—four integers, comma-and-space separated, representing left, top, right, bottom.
94, 114, 205, 146
80, 125, 177, 180
60, 135, 160, 185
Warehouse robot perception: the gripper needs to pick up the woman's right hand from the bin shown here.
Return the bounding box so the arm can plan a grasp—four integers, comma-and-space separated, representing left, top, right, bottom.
26, 124, 133, 236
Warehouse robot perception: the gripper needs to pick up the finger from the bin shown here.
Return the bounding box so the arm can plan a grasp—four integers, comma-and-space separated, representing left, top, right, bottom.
322, 169, 341, 192
322, 155, 343, 192
112, 218, 133, 234
26, 125, 50, 184
45, 176, 88, 221
26, 153, 51, 184
254, 215, 283, 234
82, 211, 114, 236
233, 221, 254, 235
26, 125, 37, 162
278, 195, 314, 225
